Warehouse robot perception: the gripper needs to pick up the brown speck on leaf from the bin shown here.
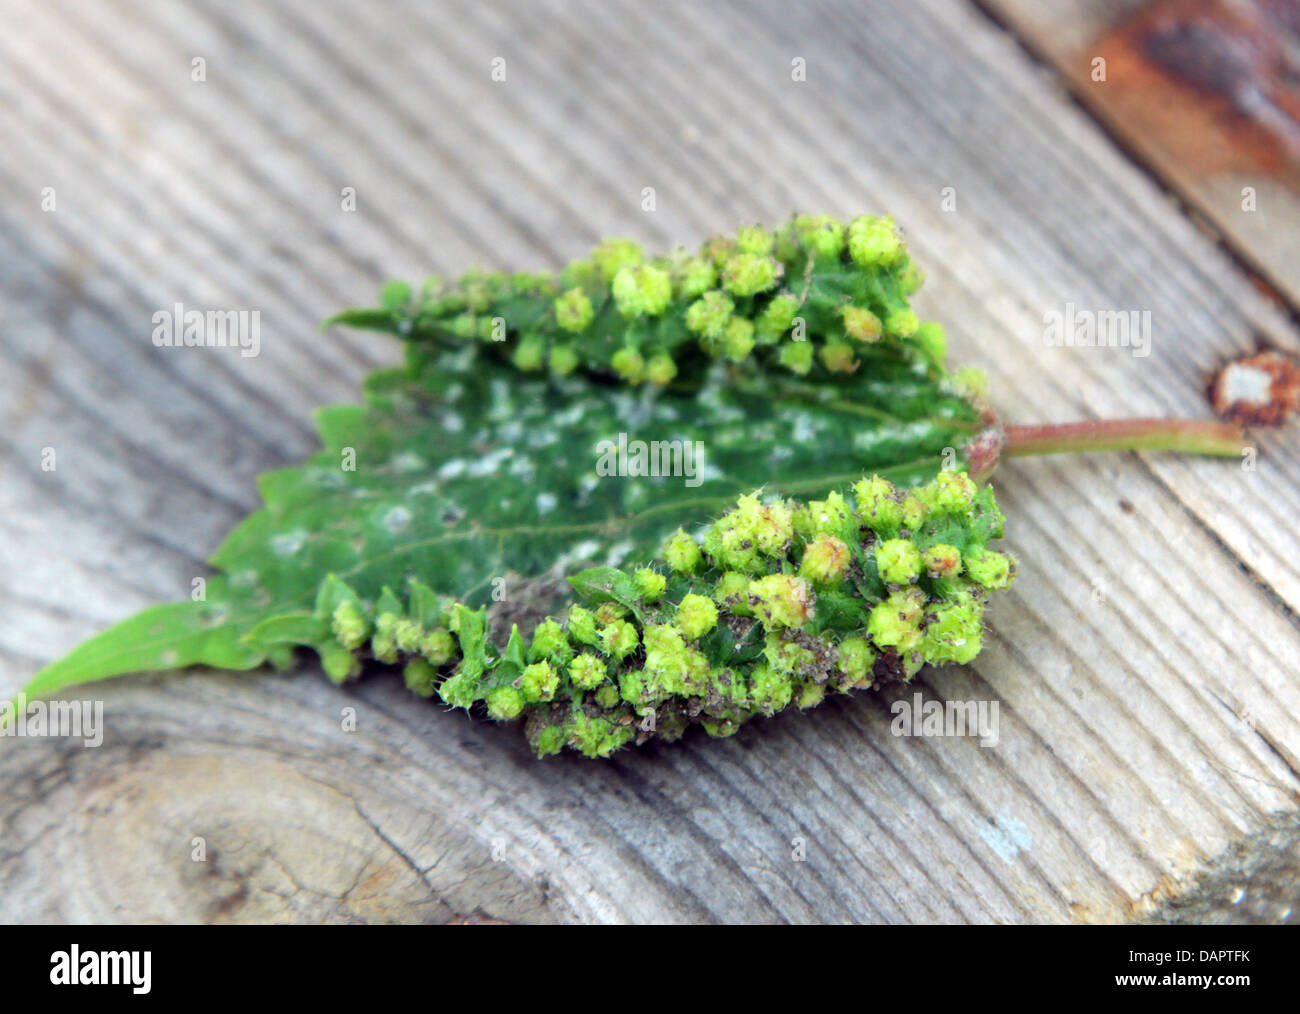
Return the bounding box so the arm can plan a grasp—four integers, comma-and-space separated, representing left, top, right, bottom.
1209, 349, 1300, 426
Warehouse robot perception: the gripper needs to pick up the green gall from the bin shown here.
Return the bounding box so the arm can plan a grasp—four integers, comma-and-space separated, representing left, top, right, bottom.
748, 574, 816, 629
619, 669, 646, 707
747, 663, 794, 716
548, 343, 580, 376
420, 628, 456, 665
610, 346, 646, 384
868, 589, 926, 651
756, 499, 796, 555
763, 631, 817, 677
900, 494, 928, 532
675, 593, 719, 640
723, 317, 756, 362
632, 567, 667, 602
756, 292, 801, 342
591, 237, 643, 281
917, 469, 977, 516
593, 602, 627, 625
800, 534, 851, 585
437, 671, 479, 710
322, 647, 361, 685
566, 604, 600, 645
509, 270, 553, 294
854, 475, 904, 532
793, 214, 846, 260
331, 600, 369, 651
885, 308, 919, 338
701, 717, 742, 738
684, 290, 734, 338
876, 538, 923, 584
720, 253, 780, 297
645, 352, 677, 386
643, 623, 709, 696
392, 618, 424, 655
445, 313, 478, 339
842, 305, 883, 343
519, 660, 559, 702
921, 594, 985, 665
704, 493, 793, 572
964, 547, 1016, 589
663, 527, 703, 574
778, 339, 814, 375
806, 490, 859, 542
554, 287, 594, 333
532, 723, 567, 758
735, 225, 774, 255
462, 272, 503, 313
847, 214, 905, 268
371, 613, 399, 663
512, 334, 545, 372
922, 543, 963, 580
673, 256, 716, 299
791, 504, 813, 539
898, 259, 926, 297
701, 234, 737, 267
570, 713, 634, 758
487, 686, 525, 721
600, 619, 640, 661
837, 637, 876, 688
611, 264, 673, 318
528, 619, 571, 664
798, 681, 826, 710
403, 659, 438, 698
569, 652, 607, 690
820, 341, 858, 373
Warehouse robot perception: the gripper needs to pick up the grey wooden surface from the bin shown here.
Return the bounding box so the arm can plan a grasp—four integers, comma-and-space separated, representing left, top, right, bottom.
1, 0, 1298, 923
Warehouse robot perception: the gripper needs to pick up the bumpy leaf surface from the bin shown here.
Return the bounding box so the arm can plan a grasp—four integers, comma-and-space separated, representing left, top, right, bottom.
23, 215, 1015, 757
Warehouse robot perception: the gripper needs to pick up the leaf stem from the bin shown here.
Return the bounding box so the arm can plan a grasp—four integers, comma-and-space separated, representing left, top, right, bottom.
1003, 418, 1250, 459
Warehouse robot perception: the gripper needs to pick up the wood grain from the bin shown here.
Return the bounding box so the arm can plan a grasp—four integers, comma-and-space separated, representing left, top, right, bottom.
1, 0, 1298, 923
982, 0, 1300, 309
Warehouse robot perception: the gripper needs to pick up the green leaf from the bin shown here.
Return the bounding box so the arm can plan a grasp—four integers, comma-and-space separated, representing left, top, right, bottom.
20, 215, 1006, 757
22, 595, 266, 698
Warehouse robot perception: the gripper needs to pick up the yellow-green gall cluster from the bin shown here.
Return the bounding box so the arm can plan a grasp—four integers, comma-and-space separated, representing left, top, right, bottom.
702, 492, 794, 572
361, 214, 945, 390
323, 470, 1014, 759
612, 264, 673, 318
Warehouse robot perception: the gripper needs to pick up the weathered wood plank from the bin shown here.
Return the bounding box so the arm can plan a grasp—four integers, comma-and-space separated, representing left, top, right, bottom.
982, 0, 1300, 309
1, 0, 1297, 923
